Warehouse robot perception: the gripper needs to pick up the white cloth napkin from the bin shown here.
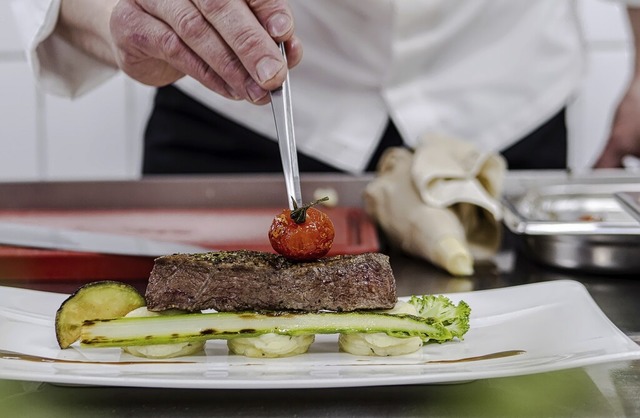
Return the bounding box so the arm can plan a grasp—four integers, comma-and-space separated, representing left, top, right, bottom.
363, 135, 506, 276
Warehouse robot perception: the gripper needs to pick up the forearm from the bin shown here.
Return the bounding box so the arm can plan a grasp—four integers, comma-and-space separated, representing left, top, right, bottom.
593, 5, 640, 168
55, 0, 119, 67
627, 7, 640, 79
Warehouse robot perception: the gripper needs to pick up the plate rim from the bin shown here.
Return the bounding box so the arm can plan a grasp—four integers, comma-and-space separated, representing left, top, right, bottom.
1, 280, 639, 389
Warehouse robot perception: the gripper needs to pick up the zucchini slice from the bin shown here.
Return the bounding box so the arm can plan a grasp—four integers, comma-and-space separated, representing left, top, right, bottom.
55, 281, 145, 349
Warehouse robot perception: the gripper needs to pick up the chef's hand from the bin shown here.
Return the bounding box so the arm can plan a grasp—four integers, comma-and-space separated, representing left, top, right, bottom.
594, 78, 640, 168
594, 7, 640, 168
107, 0, 301, 104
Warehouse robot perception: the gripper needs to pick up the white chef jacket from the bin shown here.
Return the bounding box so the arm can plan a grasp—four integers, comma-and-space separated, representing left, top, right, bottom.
10, 0, 637, 173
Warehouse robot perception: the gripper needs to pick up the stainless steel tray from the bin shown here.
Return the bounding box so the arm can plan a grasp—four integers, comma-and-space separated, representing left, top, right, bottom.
615, 191, 640, 223
503, 182, 640, 273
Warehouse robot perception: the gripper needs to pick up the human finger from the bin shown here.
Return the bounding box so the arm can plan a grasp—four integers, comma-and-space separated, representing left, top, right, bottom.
245, 0, 295, 41
594, 113, 634, 168
111, 0, 240, 99
139, 0, 272, 102
193, 0, 291, 90
594, 92, 640, 168
284, 35, 303, 69
594, 139, 625, 168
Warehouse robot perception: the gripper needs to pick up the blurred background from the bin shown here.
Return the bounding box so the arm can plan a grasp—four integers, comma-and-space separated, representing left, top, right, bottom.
0, 0, 634, 182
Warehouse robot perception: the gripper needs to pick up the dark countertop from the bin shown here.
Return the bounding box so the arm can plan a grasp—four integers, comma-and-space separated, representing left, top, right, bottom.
0, 173, 638, 417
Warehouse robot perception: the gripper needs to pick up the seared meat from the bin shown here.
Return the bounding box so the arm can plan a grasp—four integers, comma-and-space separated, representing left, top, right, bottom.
145, 250, 397, 312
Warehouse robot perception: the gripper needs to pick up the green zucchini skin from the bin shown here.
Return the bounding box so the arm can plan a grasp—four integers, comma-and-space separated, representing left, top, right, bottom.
56, 280, 145, 349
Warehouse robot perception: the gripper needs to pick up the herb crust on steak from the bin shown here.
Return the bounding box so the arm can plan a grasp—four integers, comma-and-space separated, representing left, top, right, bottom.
145, 250, 397, 313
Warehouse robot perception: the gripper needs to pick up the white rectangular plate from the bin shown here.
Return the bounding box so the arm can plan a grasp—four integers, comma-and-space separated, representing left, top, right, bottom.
1, 280, 639, 389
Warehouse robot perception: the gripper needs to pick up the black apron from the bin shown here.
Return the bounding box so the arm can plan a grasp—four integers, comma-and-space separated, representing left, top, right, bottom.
143, 85, 567, 174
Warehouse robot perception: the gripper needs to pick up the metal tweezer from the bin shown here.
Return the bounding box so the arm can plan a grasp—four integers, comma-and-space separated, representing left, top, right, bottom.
270, 43, 303, 210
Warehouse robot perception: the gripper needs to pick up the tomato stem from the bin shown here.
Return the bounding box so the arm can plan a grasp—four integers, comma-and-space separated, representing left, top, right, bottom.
290, 197, 329, 224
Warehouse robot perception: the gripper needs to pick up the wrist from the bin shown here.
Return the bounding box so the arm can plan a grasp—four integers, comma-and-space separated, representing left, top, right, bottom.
57, 0, 119, 66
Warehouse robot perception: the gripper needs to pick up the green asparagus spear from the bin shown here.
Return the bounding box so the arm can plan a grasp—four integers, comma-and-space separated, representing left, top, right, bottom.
80, 311, 453, 348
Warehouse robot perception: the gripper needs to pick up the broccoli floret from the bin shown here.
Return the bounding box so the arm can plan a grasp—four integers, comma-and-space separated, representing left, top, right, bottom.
408, 295, 471, 340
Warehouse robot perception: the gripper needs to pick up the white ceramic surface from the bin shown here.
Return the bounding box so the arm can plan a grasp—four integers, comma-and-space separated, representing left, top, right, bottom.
1, 280, 639, 389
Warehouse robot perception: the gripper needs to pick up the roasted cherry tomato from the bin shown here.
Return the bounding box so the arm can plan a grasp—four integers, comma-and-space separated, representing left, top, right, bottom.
269, 198, 335, 261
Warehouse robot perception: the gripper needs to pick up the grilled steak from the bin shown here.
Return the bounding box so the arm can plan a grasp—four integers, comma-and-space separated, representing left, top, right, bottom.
145, 250, 397, 312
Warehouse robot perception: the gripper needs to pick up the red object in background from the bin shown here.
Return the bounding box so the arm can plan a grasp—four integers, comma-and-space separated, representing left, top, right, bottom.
0, 246, 155, 280
0, 207, 379, 281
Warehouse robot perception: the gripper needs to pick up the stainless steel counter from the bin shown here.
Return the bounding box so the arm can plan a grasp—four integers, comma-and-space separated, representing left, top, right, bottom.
0, 173, 638, 417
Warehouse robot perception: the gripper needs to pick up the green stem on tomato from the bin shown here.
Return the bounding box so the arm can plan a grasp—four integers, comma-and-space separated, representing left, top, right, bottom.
290, 197, 329, 224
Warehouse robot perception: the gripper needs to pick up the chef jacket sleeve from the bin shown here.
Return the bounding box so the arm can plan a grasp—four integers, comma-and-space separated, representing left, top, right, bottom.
10, 0, 117, 98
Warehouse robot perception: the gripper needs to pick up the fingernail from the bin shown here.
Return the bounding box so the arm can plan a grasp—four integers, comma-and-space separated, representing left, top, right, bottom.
256, 56, 283, 83
267, 13, 292, 37
224, 84, 241, 100
247, 81, 267, 102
